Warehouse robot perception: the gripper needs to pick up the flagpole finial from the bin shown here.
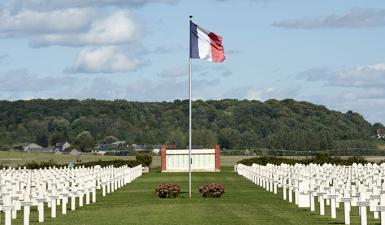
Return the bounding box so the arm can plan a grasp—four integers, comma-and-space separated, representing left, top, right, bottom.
189, 15, 193, 20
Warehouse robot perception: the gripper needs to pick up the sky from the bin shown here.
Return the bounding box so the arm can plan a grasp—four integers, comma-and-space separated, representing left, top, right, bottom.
0, 0, 385, 124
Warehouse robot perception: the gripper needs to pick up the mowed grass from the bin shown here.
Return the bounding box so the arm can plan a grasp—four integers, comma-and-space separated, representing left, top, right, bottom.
10, 167, 381, 225
0, 151, 253, 168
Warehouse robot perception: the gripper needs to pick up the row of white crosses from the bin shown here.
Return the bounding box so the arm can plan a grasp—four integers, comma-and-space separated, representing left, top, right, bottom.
0, 164, 143, 225
236, 163, 385, 225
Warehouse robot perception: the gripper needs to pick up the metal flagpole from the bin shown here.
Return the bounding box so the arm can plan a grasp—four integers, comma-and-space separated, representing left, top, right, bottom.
188, 15, 193, 199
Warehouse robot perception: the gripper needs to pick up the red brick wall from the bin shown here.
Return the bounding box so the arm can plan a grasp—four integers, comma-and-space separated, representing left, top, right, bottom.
161, 144, 167, 172
215, 144, 221, 171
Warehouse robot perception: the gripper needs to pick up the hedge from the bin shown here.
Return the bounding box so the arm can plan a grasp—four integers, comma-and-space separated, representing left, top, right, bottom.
238, 153, 368, 166
12, 158, 143, 170
79, 159, 140, 168
136, 154, 152, 167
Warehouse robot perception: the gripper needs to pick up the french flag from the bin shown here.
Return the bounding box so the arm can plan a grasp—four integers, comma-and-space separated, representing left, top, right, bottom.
190, 21, 225, 63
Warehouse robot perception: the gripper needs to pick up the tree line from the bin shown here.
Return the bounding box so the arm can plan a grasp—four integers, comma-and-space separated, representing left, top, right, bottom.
0, 98, 383, 151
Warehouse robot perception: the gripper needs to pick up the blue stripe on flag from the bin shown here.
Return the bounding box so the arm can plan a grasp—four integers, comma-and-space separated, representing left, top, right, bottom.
190, 21, 199, 59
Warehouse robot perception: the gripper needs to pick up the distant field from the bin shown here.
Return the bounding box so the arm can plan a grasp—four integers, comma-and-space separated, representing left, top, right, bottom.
0, 151, 254, 168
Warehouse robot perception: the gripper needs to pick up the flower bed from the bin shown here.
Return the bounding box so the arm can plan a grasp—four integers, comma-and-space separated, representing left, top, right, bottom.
155, 183, 181, 198
199, 183, 225, 198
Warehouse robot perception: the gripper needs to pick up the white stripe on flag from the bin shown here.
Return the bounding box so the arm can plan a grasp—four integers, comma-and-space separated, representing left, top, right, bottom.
197, 27, 212, 61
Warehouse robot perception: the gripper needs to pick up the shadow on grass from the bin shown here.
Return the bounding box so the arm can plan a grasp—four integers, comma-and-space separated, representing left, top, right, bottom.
178, 191, 191, 198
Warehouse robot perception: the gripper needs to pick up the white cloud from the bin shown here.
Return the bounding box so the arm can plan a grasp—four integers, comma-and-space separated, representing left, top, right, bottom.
301, 91, 385, 124
158, 64, 187, 78
0, 68, 221, 101
295, 62, 385, 123
158, 64, 232, 78
0, 8, 95, 37
222, 85, 302, 101
216, 66, 232, 77
0, 0, 172, 73
123, 77, 220, 101
3, 0, 176, 11
0, 7, 142, 47
297, 63, 385, 88
31, 10, 142, 47
73, 77, 125, 99
272, 8, 385, 29
68, 46, 144, 73
0, 69, 78, 92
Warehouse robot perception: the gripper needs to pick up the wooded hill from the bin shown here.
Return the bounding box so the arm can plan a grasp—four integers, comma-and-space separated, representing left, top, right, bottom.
0, 99, 383, 151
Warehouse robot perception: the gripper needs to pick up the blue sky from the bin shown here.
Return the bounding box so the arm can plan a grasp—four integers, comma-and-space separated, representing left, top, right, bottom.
0, 0, 385, 123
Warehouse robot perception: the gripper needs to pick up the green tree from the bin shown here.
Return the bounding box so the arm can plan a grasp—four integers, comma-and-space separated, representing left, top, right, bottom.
51, 133, 67, 145
168, 130, 186, 148
48, 117, 70, 132
218, 128, 241, 149
36, 134, 49, 147
76, 131, 95, 152
192, 129, 218, 148
240, 130, 261, 149
0, 98, 381, 152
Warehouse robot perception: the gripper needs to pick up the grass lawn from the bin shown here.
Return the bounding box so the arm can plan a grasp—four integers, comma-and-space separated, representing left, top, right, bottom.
10, 166, 381, 225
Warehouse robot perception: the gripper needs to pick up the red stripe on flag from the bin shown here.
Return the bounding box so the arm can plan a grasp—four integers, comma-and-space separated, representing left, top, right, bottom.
208, 32, 225, 62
